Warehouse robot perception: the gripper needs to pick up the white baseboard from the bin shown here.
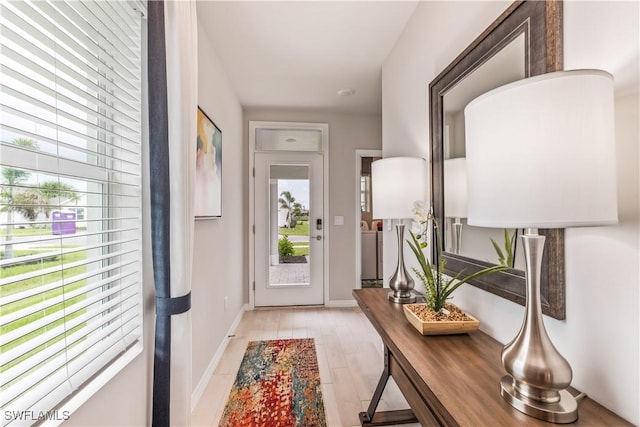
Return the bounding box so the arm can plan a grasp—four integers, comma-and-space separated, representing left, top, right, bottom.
325, 299, 358, 308
191, 304, 248, 411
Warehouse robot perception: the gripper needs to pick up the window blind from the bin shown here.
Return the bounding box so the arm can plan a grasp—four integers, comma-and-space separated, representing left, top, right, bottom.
0, 1, 144, 424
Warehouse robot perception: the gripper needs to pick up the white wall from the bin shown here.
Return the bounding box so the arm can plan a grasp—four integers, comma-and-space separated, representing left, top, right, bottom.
382, 1, 639, 424
192, 18, 246, 394
243, 109, 382, 303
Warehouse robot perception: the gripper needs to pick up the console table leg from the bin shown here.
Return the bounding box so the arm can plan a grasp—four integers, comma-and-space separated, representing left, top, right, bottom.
359, 346, 419, 426
359, 346, 391, 425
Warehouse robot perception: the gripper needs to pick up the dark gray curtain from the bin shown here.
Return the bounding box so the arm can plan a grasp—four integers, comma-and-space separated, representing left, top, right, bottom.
147, 2, 191, 425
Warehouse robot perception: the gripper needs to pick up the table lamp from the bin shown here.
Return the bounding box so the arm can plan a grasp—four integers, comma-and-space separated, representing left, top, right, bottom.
464, 70, 617, 423
444, 157, 467, 254
372, 157, 428, 303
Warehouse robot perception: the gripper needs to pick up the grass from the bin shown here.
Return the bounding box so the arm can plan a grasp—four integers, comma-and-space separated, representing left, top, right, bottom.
1, 227, 50, 237
0, 228, 123, 386
1, 226, 87, 237
279, 221, 309, 237
1, 250, 88, 375
1, 251, 87, 298
293, 247, 309, 256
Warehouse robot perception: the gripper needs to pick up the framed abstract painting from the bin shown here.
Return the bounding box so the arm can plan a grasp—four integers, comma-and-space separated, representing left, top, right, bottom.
195, 107, 222, 218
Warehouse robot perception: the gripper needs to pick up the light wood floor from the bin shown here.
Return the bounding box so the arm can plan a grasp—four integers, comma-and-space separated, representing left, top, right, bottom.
191, 306, 421, 427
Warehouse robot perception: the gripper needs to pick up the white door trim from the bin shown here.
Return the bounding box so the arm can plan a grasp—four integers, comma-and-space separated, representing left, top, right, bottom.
248, 121, 329, 309
355, 149, 382, 289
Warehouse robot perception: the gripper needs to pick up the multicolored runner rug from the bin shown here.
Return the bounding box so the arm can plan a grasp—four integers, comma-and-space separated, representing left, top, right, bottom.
219, 338, 327, 427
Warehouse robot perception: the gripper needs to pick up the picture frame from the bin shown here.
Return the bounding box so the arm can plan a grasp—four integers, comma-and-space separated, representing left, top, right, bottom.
195, 106, 222, 218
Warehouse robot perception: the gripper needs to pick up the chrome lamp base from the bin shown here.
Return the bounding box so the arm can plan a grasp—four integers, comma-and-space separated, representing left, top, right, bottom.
501, 231, 584, 423
387, 223, 416, 304
501, 376, 585, 423
387, 291, 416, 304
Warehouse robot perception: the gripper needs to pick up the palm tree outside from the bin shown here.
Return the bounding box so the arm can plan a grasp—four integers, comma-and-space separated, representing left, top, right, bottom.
1, 138, 80, 259
1, 137, 39, 259
278, 190, 303, 228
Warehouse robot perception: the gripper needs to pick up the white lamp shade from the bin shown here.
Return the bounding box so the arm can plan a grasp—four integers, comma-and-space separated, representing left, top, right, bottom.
372, 157, 428, 219
444, 158, 467, 219
464, 69, 618, 228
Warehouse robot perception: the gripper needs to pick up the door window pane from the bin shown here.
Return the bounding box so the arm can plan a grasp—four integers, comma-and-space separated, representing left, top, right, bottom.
268, 165, 310, 286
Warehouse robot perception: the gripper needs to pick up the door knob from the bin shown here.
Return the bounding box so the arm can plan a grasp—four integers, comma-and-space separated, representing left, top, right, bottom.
314, 235, 322, 241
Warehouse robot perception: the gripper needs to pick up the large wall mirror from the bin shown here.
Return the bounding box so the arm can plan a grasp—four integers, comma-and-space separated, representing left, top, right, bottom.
429, 1, 566, 319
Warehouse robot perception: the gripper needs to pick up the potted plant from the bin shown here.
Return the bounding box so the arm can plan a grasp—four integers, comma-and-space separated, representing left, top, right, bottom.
403, 201, 506, 335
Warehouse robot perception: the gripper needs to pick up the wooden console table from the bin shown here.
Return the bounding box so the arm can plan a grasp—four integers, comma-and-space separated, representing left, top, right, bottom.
353, 288, 631, 426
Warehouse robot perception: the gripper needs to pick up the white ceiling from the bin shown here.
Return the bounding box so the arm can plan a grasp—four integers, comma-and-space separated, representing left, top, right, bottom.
196, 1, 419, 115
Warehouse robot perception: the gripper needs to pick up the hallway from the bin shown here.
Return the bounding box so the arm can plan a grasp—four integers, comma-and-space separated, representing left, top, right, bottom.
191, 306, 420, 426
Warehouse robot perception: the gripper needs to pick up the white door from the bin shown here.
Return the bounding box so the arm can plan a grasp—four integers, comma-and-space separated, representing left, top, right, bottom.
254, 151, 324, 306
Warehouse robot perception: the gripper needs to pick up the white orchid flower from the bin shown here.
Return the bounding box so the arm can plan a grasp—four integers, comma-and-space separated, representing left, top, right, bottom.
411, 220, 424, 235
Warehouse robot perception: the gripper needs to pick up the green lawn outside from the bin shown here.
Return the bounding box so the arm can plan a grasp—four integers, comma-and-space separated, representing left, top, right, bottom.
293, 247, 309, 256
2, 251, 87, 298
279, 221, 309, 237
1, 250, 88, 375
1, 226, 88, 237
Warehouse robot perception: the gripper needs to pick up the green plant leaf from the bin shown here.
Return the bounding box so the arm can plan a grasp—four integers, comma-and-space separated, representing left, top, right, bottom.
443, 264, 507, 298
490, 238, 506, 265
407, 231, 433, 286
491, 229, 516, 267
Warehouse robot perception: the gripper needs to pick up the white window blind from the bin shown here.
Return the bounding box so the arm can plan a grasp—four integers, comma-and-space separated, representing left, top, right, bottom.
0, 1, 144, 424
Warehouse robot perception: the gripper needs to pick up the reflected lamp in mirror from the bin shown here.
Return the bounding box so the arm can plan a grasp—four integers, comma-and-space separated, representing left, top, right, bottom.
444, 158, 467, 254
372, 157, 428, 304
465, 70, 617, 423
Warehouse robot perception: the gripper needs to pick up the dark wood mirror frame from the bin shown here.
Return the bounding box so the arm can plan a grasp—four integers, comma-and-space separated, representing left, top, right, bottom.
429, 0, 566, 319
